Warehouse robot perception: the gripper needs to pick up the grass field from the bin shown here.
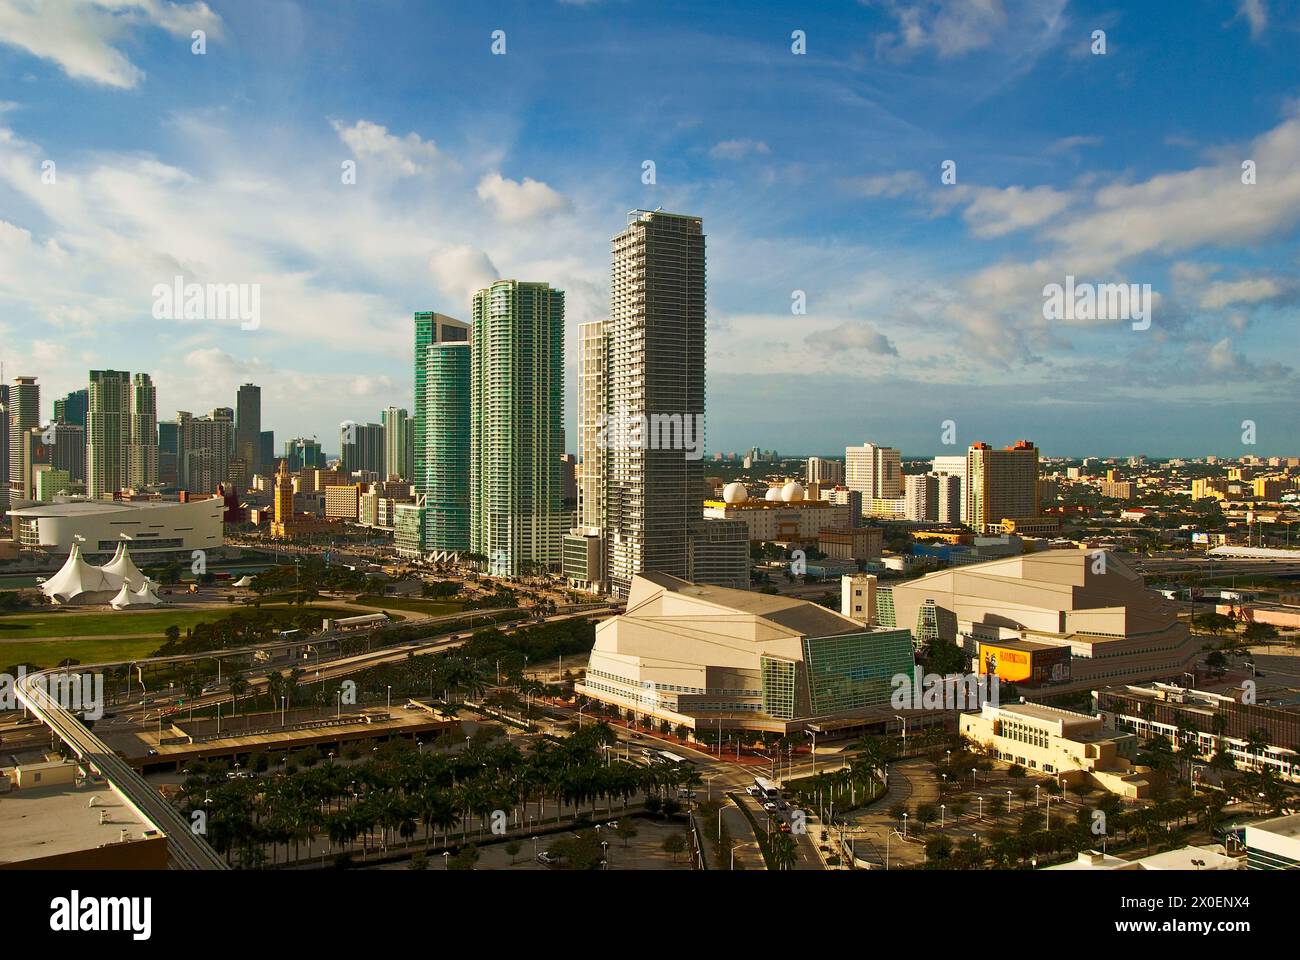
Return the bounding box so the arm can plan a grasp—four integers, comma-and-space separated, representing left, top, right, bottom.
0, 636, 166, 670
352, 595, 466, 616
0, 603, 359, 639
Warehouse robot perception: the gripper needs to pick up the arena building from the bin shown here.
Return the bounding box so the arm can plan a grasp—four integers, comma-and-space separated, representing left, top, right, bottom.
7, 498, 223, 557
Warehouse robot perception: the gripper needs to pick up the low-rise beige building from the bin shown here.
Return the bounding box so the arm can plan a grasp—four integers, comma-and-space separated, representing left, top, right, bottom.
959, 700, 1152, 797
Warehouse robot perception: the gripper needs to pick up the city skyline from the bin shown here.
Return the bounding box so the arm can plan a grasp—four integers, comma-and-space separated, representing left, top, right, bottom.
1, 2, 1298, 456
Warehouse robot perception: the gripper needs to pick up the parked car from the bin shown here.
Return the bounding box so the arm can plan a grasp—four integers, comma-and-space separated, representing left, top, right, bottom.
536, 851, 557, 865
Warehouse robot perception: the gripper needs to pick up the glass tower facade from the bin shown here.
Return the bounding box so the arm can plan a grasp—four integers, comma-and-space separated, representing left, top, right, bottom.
469, 280, 564, 575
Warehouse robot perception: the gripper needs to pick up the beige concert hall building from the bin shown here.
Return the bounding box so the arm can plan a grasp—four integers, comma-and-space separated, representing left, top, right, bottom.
883, 550, 1199, 694
575, 572, 915, 736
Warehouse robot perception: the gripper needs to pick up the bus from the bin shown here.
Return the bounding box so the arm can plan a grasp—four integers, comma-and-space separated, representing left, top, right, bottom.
656, 750, 692, 766
754, 776, 781, 800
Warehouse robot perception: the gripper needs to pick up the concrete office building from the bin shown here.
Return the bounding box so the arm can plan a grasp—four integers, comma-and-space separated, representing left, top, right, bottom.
965, 440, 1039, 533
563, 319, 610, 591
177, 409, 233, 494
129, 372, 158, 488
49, 422, 85, 485
936, 473, 961, 524
87, 370, 130, 499
0, 383, 8, 516
34, 466, 72, 501
904, 473, 939, 522
846, 443, 902, 503
575, 573, 914, 735
883, 550, 1200, 694
806, 456, 844, 486
341, 421, 384, 477
235, 383, 261, 477
470, 280, 565, 575
8, 376, 39, 507
381, 406, 413, 482
258, 431, 275, 478
605, 211, 708, 598
931, 454, 966, 522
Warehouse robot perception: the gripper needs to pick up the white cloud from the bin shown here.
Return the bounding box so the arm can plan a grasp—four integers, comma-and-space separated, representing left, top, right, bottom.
0, 0, 223, 89
865, 0, 1067, 59
1236, 0, 1268, 40
331, 119, 443, 176
709, 139, 771, 160
806, 322, 899, 356
475, 171, 571, 223
1199, 276, 1283, 310
843, 170, 924, 198
952, 184, 1073, 238
427, 245, 500, 307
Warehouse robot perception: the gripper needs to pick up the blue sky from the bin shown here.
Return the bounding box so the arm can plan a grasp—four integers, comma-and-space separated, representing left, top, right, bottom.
1, 0, 1298, 459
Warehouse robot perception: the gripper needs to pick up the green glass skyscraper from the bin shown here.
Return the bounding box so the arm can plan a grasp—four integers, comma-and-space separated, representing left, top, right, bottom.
470, 281, 564, 575
412, 311, 470, 556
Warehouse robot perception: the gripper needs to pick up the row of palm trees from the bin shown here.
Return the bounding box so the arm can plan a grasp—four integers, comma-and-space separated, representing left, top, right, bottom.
176, 721, 700, 869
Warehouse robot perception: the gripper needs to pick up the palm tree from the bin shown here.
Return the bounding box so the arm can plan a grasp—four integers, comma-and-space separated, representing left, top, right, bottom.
769, 832, 798, 871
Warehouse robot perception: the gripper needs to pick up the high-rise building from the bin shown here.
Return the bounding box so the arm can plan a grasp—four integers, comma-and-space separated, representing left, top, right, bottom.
53, 388, 88, 428
381, 406, 413, 481
965, 440, 1040, 533
937, 473, 961, 524
8, 377, 40, 506
470, 280, 565, 575
422, 342, 471, 553
0, 383, 10, 516
158, 419, 179, 487
87, 370, 130, 499
845, 443, 902, 501
129, 372, 158, 488
283, 437, 324, 472
51, 423, 85, 484
605, 211, 709, 597
904, 473, 939, 522
177, 409, 234, 494
806, 456, 845, 486
13, 426, 49, 501
576, 319, 608, 531
411, 311, 471, 556
235, 383, 261, 477
258, 431, 274, 476
341, 421, 384, 477
931, 454, 967, 523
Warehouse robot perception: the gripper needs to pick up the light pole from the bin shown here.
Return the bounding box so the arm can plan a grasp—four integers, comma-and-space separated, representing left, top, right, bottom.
894, 714, 908, 754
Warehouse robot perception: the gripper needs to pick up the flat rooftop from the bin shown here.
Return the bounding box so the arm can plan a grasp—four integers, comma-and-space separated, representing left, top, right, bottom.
0, 777, 160, 865
8, 499, 195, 517
1248, 812, 1300, 840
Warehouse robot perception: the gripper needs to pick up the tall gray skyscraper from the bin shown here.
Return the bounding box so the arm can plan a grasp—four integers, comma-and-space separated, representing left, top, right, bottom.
235, 383, 262, 477
8, 376, 39, 506
605, 211, 709, 597
341, 421, 384, 477
88, 370, 130, 499
0, 382, 10, 515
381, 406, 413, 481
129, 372, 158, 488
177, 409, 234, 494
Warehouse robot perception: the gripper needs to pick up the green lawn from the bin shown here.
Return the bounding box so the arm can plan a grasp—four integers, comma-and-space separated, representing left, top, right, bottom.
0, 636, 165, 670
0, 603, 360, 640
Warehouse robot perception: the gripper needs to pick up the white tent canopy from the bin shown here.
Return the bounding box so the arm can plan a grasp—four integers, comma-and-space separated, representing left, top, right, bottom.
110, 581, 162, 609
102, 541, 150, 592
232, 575, 255, 587
41, 544, 119, 605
